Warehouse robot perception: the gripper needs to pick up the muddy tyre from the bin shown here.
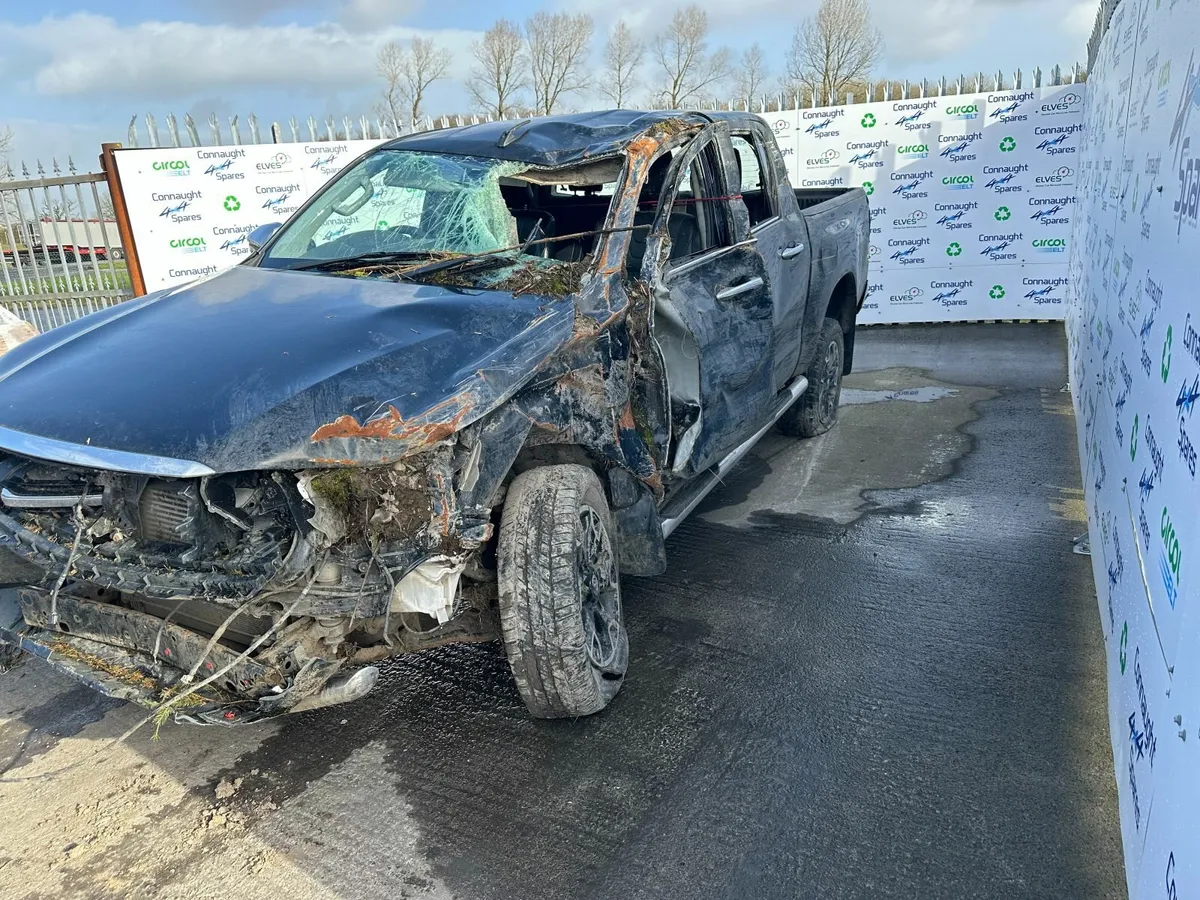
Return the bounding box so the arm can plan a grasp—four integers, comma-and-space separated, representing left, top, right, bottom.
778, 317, 844, 438
497, 465, 628, 718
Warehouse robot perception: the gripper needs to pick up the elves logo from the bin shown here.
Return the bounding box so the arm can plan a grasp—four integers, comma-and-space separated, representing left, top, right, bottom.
889, 287, 924, 303
772, 119, 791, 134
806, 149, 841, 167
256, 152, 293, 172
893, 210, 928, 228
1036, 165, 1076, 186
1040, 91, 1082, 115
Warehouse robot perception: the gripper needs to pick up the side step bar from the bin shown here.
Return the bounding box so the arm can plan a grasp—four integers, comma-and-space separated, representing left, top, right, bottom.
660, 376, 809, 538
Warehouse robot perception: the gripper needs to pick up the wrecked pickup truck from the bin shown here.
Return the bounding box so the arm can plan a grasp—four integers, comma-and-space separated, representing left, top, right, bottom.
0, 111, 869, 722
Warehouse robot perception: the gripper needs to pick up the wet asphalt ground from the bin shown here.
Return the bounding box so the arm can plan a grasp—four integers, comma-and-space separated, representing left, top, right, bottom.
0, 323, 1123, 900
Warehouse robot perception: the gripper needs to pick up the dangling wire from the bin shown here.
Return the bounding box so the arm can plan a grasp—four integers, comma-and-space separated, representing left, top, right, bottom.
46, 491, 90, 628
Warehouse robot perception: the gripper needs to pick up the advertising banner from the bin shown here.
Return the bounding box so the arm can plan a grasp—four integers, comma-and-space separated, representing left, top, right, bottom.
114, 139, 385, 291
117, 105, 1081, 327
1067, 0, 1200, 895
766, 85, 1085, 324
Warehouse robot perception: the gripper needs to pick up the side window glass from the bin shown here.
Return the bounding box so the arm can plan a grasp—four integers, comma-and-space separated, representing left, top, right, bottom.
666, 142, 731, 261
731, 133, 778, 227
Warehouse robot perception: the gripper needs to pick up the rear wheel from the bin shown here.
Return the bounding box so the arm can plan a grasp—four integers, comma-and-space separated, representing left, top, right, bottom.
497, 465, 628, 718
778, 317, 844, 438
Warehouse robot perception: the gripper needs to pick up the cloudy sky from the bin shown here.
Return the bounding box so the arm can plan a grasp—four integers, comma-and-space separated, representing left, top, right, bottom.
2, 0, 1098, 166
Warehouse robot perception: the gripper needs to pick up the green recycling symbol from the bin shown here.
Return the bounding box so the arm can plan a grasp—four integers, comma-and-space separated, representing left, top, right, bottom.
861, 113, 876, 128
946, 242, 963, 257
1131, 413, 1139, 461
989, 284, 1006, 299
994, 206, 1011, 221
863, 181, 874, 196
223, 195, 240, 212
376, 219, 389, 230
999, 135, 1017, 152
1162, 324, 1173, 382
1119, 621, 1129, 674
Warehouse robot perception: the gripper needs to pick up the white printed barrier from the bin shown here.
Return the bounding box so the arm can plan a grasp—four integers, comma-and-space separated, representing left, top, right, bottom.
767, 86, 1085, 324
114, 140, 385, 291
1068, 2, 1200, 897
117, 102, 1083, 326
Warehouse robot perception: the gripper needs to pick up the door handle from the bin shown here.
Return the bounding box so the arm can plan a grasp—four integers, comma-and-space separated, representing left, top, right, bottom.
716, 277, 765, 301
780, 243, 805, 260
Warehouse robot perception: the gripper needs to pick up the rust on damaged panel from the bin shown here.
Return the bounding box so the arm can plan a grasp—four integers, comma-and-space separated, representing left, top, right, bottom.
311, 395, 475, 445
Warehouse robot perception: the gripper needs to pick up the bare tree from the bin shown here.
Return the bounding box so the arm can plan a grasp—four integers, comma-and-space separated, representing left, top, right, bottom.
376, 42, 406, 128
526, 12, 594, 115
376, 38, 452, 130
0, 127, 12, 177
39, 197, 79, 220
785, 0, 882, 107
467, 19, 528, 119
651, 5, 731, 109
96, 191, 116, 220
735, 44, 769, 112
599, 20, 644, 108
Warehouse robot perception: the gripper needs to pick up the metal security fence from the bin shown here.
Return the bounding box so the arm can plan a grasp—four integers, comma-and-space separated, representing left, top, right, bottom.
0, 157, 134, 331
123, 63, 1087, 150
1088, 0, 1123, 69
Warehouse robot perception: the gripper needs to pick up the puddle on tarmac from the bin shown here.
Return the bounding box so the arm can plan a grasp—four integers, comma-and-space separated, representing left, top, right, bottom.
841, 386, 959, 406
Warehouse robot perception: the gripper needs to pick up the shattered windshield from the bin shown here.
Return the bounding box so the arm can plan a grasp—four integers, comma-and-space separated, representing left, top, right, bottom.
260, 150, 523, 267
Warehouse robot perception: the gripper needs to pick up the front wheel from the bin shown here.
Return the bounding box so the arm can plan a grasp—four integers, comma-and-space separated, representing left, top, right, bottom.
497, 465, 628, 718
778, 317, 844, 438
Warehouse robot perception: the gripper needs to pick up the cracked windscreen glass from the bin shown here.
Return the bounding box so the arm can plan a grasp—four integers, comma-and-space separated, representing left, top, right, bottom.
259, 149, 524, 269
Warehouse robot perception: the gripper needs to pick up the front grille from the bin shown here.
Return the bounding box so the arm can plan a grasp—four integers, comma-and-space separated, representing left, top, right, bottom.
139, 481, 196, 545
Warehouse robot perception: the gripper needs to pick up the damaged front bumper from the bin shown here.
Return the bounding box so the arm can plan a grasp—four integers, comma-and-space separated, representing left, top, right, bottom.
0, 437, 506, 724
0, 589, 383, 725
